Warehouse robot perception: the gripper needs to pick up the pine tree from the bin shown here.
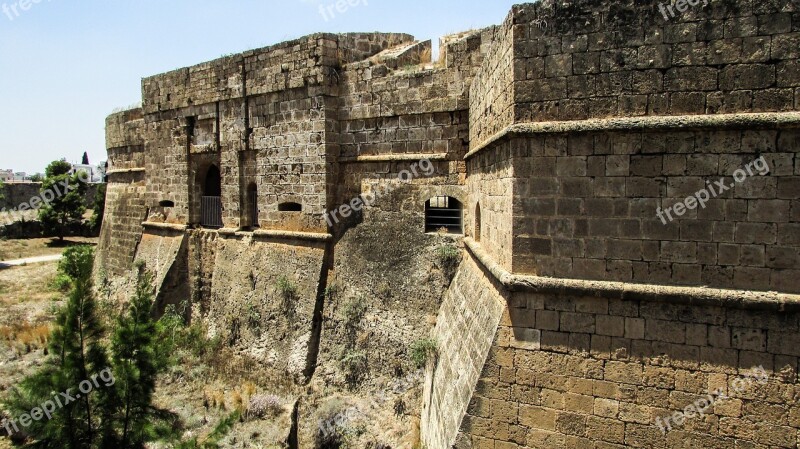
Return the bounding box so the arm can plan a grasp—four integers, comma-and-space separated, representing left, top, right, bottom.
109, 262, 173, 448
5, 246, 114, 448
82, 152, 90, 165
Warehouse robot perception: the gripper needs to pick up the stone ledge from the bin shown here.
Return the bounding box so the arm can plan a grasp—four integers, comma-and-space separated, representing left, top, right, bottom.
339, 152, 448, 163
465, 112, 800, 160
252, 229, 332, 242
107, 167, 146, 175
463, 237, 800, 312
141, 221, 187, 232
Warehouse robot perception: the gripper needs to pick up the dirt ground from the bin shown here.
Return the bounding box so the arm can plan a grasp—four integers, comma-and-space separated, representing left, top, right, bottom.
0, 261, 63, 449
0, 237, 98, 261
0, 255, 293, 449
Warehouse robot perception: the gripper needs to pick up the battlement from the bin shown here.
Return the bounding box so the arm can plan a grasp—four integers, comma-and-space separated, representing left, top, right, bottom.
140, 32, 416, 115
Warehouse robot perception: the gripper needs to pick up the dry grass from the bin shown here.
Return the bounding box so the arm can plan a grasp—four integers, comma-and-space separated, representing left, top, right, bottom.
0, 261, 64, 449
0, 261, 63, 308
0, 236, 98, 261
420, 47, 432, 64
0, 322, 51, 355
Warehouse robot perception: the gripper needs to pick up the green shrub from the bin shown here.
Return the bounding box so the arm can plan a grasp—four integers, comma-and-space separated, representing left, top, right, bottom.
276, 276, 297, 299
410, 338, 438, 368
435, 245, 461, 279
247, 303, 262, 334
340, 349, 368, 386
342, 295, 368, 328
58, 245, 95, 281
50, 273, 73, 292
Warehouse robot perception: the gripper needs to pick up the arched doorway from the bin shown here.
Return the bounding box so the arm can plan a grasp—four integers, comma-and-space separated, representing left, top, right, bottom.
201, 165, 223, 228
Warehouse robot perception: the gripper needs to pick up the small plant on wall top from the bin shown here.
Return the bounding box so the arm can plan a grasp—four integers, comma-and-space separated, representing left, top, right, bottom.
276, 275, 298, 313
340, 349, 368, 387
342, 295, 368, 331
435, 245, 461, 281
247, 302, 262, 336
410, 338, 438, 369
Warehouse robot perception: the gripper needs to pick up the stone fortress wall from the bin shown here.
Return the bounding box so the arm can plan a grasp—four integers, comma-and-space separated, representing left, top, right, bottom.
100, 0, 800, 447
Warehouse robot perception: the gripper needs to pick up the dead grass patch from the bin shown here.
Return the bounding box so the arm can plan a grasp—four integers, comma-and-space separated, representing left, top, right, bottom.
0, 236, 98, 261
0, 322, 51, 355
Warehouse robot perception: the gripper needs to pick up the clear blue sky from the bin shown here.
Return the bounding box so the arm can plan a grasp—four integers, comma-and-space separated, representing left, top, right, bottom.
0, 0, 517, 174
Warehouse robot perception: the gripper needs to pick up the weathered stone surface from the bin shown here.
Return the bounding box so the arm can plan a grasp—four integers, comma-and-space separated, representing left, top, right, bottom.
98, 0, 800, 448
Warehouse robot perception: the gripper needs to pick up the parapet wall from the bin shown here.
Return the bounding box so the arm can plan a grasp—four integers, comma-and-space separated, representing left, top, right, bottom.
469, 11, 515, 149
515, 0, 797, 125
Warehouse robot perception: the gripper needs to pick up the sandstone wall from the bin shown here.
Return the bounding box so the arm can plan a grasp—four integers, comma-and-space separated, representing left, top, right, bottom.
508, 126, 800, 293
465, 0, 800, 292
510, 0, 799, 123
457, 280, 800, 449
469, 11, 515, 149
100, 109, 149, 276
96, 180, 149, 276
131, 230, 187, 299
421, 252, 506, 449
466, 142, 514, 272
204, 235, 326, 384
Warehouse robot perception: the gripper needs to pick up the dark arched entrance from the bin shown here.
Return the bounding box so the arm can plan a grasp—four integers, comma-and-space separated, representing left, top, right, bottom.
201, 165, 223, 228
424, 196, 463, 234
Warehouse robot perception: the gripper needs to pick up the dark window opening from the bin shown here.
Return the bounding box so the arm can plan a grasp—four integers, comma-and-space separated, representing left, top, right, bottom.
186, 116, 196, 139
278, 202, 303, 212
201, 165, 223, 228
425, 196, 463, 234
246, 184, 259, 228
159, 200, 175, 208
203, 165, 222, 196
475, 202, 482, 242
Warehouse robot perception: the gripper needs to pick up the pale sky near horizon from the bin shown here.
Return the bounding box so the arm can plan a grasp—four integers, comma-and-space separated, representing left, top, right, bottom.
0, 0, 517, 174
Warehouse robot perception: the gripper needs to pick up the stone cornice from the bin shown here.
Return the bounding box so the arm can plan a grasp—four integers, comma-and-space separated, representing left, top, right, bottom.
463, 237, 800, 312
465, 112, 800, 160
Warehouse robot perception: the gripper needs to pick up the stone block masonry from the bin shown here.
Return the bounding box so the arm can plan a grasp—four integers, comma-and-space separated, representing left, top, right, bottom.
456, 248, 800, 448
467, 0, 800, 293
97, 0, 800, 447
